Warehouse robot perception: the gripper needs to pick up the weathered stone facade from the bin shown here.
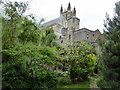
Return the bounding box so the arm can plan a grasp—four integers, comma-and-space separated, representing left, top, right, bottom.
42, 3, 103, 48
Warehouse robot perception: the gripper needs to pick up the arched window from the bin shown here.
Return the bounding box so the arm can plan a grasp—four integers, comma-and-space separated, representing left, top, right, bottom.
66, 14, 67, 19
59, 36, 61, 39
69, 35, 71, 40
61, 28, 66, 36
61, 40, 63, 43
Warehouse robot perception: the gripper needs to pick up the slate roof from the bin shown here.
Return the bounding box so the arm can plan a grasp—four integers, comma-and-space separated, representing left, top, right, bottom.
42, 18, 60, 27
42, 16, 79, 27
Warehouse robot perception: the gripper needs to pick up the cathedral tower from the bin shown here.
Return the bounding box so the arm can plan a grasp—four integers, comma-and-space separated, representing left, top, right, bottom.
60, 2, 80, 41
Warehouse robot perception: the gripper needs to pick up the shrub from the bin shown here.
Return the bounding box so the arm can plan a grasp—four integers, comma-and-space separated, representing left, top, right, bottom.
64, 42, 97, 82
2, 45, 61, 89
57, 77, 71, 86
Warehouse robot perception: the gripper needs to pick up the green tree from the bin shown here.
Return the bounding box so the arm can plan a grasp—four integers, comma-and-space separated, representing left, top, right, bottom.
2, 1, 29, 49
64, 42, 96, 82
2, 1, 62, 89
97, 1, 120, 88
18, 16, 40, 44
40, 27, 60, 47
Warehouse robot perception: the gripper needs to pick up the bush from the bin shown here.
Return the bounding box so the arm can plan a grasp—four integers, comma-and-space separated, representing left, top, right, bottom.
70, 54, 96, 82
57, 77, 71, 86
65, 42, 97, 82
2, 45, 61, 89
36, 70, 58, 89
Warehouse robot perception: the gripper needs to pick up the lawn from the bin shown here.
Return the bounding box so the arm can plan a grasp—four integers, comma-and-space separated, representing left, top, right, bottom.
58, 80, 90, 88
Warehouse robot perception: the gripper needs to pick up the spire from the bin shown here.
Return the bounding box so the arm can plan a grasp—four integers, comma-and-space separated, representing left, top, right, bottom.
73, 6, 76, 15
67, 2, 71, 11
60, 5, 63, 13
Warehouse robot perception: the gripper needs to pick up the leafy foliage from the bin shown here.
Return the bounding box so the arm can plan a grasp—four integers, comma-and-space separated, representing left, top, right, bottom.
2, 1, 29, 49
63, 42, 96, 82
40, 27, 60, 47
57, 77, 71, 86
18, 17, 40, 44
2, 1, 62, 89
97, 1, 120, 88
2, 44, 61, 88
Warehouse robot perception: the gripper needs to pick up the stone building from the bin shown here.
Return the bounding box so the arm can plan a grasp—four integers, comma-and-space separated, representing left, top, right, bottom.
42, 2, 103, 48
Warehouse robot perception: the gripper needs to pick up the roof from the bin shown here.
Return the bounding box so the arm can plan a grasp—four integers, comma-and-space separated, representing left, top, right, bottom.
42, 18, 60, 27
68, 16, 80, 21
42, 15, 80, 27
74, 28, 101, 33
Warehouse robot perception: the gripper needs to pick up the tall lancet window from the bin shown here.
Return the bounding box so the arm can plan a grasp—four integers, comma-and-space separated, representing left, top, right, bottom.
69, 35, 71, 40
61, 28, 67, 36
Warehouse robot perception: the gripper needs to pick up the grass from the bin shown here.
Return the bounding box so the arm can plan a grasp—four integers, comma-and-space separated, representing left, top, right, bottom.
58, 80, 90, 88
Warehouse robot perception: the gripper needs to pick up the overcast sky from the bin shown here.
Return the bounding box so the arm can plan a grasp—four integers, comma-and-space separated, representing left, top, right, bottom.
3, 0, 118, 33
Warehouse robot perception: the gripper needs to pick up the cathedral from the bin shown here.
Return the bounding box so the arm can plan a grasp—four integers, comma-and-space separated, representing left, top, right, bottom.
42, 2, 104, 48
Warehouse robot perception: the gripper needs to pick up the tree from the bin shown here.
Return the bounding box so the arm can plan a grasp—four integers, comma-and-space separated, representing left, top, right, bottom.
64, 41, 96, 82
40, 27, 60, 47
97, 1, 120, 88
2, 1, 62, 89
2, 1, 29, 49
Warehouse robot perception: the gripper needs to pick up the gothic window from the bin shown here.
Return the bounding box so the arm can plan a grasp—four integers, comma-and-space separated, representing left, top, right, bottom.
61, 28, 66, 36
69, 35, 71, 40
61, 40, 63, 43
59, 36, 61, 39
66, 14, 67, 19
93, 34, 94, 36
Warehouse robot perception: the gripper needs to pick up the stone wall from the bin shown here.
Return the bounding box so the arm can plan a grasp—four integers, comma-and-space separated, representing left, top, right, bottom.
42, 3, 104, 52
